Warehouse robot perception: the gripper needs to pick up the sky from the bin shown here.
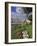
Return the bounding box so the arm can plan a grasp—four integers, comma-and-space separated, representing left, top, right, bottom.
11, 7, 16, 13
11, 6, 27, 23
11, 6, 32, 23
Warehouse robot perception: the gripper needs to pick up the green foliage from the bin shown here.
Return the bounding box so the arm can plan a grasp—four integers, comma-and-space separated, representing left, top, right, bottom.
28, 15, 32, 21
11, 23, 32, 39
25, 24, 32, 38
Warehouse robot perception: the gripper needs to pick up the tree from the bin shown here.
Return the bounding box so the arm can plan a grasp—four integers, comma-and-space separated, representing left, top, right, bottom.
28, 15, 32, 21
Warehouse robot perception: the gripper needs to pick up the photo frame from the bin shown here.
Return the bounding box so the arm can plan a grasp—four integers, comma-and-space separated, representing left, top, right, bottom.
5, 2, 36, 44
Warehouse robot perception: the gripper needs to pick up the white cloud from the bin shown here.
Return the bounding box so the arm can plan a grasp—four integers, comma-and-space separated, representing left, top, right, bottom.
16, 7, 24, 14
